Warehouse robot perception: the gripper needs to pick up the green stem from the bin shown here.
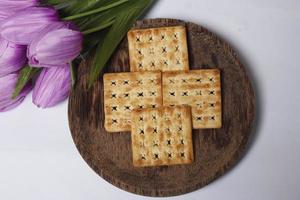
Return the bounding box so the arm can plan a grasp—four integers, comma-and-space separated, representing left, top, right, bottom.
63, 0, 128, 21
82, 20, 115, 35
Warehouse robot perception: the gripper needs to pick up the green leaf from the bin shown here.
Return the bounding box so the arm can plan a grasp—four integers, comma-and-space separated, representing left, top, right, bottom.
42, 0, 72, 5
75, 0, 146, 31
59, 0, 117, 16
88, 0, 155, 87
56, 0, 127, 36
12, 66, 40, 99
82, 19, 114, 35
82, 29, 109, 55
63, 0, 108, 14
71, 28, 111, 87
76, 9, 115, 31
63, 0, 128, 20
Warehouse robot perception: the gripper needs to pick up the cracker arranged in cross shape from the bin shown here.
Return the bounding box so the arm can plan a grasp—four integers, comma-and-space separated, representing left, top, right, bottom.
163, 69, 222, 129
127, 26, 189, 72
103, 71, 162, 132
131, 105, 194, 167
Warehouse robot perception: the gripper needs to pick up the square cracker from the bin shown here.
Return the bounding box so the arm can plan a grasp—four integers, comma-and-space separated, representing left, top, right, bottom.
104, 71, 162, 132
131, 105, 194, 167
128, 26, 189, 72
163, 69, 222, 129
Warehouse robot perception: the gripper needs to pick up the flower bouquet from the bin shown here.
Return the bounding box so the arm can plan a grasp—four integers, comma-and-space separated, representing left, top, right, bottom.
0, 0, 155, 111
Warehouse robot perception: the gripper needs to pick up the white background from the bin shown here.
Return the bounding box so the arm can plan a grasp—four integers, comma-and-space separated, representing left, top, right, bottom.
1, 0, 300, 199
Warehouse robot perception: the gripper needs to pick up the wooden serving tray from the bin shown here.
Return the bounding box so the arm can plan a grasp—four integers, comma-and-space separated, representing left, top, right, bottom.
68, 18, 255, 197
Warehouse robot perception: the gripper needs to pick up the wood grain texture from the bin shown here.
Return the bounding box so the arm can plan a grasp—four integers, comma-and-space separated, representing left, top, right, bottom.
68, 18, 255, 197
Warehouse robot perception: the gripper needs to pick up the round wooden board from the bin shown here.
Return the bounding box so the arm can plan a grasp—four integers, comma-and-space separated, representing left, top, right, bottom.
68, 18, 255, 197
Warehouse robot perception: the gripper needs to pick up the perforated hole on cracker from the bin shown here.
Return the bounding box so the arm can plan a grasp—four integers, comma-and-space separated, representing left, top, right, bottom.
131, 105, 194, 167
103, 71, 162, 132
127, 26, 189, 72
163, 69, 222, 129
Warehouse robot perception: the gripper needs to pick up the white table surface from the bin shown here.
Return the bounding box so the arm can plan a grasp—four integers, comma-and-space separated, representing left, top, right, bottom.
1, 0, 300, 199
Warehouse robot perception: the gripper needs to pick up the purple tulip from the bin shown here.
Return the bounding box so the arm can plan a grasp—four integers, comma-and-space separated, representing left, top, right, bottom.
0, 37, 27, 77
33, 64, 71, 108
28, 22, 82, 68
0, 0, 39, 22
0, 6, 59, 45
0, 73, 32, 112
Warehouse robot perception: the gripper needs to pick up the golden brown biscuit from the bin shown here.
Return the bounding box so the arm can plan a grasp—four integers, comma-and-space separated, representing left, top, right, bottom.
128, 26, 189, 72
163, 69, 222, 129
104, 71, 162, 132
131, 105, 194, 167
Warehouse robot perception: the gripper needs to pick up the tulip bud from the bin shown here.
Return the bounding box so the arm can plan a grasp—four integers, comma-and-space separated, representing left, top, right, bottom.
0, 0, 39, 22
0, 7, 59, 45
0, 37, 27, 77
0, 73, 32, 112
33, 64, 71, 108
28, 22, 82, 68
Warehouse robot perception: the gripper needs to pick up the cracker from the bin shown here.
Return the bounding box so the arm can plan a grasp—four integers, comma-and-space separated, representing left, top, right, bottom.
131, 105, 194, 167
128, 26, 189, 72
163, 69, 222, 129
104, 71, 162, 132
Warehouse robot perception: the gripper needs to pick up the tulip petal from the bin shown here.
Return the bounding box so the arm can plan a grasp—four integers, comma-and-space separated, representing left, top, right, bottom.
0, 37, 27, 77
0, 0, 39, 22
33, 64, 71, 108
0, 6, 58, 45
28, 22, 82, 67
0, 73, 32, 112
